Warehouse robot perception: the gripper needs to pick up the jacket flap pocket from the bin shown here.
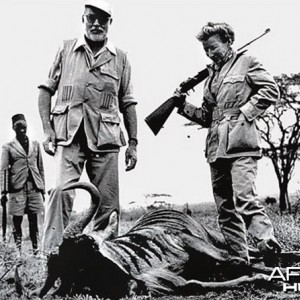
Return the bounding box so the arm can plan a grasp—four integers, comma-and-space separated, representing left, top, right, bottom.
223, 75, 245, 84
100, 67, 119, 80
100, 111, 120, 124
51, 104, 69, 115
227, 119, 260, 154
91, 82, 105, 92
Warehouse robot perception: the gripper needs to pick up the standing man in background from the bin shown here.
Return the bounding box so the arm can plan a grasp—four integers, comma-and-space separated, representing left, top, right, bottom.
1, 114, 45, 254
38, 0, 137, 252
175, 22, 281, 266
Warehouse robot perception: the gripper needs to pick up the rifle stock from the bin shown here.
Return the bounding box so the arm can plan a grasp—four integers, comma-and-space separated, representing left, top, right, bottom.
2, 169, 7, 242
145, 68, 209, 135
145, 97, 177, 136
2, 200, 7, 242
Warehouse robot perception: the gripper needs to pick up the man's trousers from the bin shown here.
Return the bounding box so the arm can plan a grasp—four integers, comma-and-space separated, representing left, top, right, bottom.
42, 134, 119, 252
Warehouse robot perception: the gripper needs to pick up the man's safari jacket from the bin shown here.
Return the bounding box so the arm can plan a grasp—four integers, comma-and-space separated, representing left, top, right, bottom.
39, 38, 136, 152
1, 139, 45, 193
178, 51, 279, 163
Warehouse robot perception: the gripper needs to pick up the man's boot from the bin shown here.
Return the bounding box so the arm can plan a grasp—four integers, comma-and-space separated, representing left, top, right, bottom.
28, 213, 39, 255
13, 230, 22, 253
30, 227, 39, 255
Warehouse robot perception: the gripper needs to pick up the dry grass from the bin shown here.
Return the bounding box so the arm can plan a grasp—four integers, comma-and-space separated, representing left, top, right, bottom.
1, 201, 300, 299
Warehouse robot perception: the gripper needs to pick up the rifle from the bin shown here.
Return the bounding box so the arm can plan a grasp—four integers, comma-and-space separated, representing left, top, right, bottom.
1, 169, 7, 242
145, 28, 271, 135
1, 195, 7, 242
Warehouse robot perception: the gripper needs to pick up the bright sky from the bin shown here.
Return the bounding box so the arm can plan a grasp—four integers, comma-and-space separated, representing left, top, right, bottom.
0, 0, 299, 210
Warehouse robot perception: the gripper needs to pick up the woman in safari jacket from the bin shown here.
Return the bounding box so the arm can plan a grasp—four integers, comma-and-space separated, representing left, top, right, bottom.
175, 22, 281, 265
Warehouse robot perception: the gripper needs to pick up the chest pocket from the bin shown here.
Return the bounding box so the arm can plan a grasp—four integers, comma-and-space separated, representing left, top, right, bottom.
61, 85, 74, 102
99, 79, 119, 110
223, 75, 245, 84
100, 66, 119, 81
222, 75, 246, 104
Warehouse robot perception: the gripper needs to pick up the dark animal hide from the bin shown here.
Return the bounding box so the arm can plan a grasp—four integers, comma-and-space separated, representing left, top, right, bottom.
16, 182, 284, 299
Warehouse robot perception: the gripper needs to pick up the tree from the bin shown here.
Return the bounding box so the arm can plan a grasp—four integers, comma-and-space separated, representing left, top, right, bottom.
258, 73, 300, 213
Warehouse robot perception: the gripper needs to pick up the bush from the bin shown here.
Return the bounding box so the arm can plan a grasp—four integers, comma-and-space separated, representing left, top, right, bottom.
265, 196, 277, 205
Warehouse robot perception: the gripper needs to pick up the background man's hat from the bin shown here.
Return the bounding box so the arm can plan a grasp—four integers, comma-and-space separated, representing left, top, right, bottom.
12, 114, 26, 127
84, 0, 113, 17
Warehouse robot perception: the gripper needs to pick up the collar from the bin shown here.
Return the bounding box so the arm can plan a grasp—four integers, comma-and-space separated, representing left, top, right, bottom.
12, 137, 30, 156
74, 37, 116, 56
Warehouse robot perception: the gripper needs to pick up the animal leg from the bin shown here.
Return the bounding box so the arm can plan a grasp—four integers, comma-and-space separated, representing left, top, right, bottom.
184, 273, 269, 290
250, 263, 286, 275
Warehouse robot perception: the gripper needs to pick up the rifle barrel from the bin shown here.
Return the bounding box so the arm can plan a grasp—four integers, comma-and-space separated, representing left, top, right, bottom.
2, 169, 7, 242
145, 28, 272, 135
237, 28, 270, 51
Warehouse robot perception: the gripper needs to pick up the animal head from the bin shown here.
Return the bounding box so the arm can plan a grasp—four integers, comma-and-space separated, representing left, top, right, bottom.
15, 181, 110, 298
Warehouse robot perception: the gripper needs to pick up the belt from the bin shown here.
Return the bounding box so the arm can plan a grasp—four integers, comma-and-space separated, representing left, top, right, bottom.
212, 107, 241, 121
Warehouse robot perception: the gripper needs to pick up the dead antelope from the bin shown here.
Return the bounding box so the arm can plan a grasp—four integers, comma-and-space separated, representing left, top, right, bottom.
16, 182, 287, 299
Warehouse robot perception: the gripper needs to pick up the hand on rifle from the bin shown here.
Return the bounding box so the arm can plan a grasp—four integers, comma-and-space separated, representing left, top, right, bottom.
1, 194, 8, 206
173, 89, 187, 108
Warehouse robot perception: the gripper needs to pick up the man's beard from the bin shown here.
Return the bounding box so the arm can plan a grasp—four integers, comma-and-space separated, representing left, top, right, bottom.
89, 34, 104, 42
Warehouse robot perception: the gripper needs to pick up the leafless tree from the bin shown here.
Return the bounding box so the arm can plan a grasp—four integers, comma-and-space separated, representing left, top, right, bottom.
258, 73, 300, 213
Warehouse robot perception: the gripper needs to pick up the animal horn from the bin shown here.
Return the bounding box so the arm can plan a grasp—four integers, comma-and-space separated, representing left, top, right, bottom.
63, 182, 101, 238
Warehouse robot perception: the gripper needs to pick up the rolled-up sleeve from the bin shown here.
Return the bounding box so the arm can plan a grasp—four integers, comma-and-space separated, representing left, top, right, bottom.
38, 46, 64, 96
240, 56, 280, 121
118, 53, 137, 112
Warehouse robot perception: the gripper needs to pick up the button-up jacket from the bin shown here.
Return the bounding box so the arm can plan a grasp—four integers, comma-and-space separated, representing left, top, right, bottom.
178, 51, 279, 163
39, 38, 136, 151
1, 139, 45, 193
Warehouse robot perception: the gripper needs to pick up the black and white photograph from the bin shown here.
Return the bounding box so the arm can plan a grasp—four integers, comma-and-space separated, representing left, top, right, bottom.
0, 0, 300, 299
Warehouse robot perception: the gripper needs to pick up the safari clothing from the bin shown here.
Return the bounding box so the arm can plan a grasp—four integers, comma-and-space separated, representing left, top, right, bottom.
42, 125, 119, 250
1, 138, 44, 251
178, 51, 279, 163
178, 51, 280, 260
39, 38, 136, 151
39, 38, 135, 251
1, 139, 45, 194
210, 157, 276, 259
8, 178, 44, 216
1, 138, 45, 215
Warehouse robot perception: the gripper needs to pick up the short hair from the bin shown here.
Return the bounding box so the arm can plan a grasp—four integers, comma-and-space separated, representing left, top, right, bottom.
196, 22, 235, 45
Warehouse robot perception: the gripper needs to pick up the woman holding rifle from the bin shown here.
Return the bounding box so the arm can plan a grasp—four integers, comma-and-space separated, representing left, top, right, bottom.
174, 22, 281, 266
